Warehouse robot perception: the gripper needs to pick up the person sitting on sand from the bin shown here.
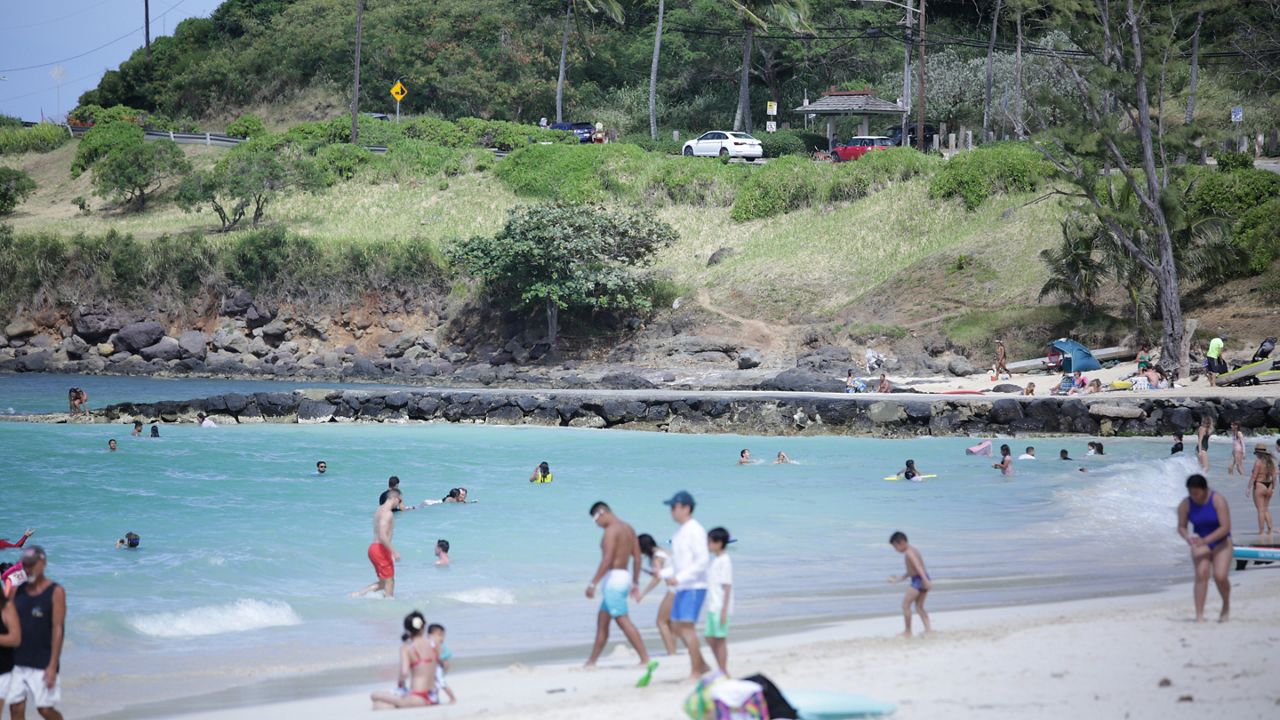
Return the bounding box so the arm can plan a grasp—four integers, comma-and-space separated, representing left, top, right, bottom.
845, 369, 858, 394
1247, 444, 1276, 535
435, 539, 450, 567
993, 444, 1014, 476
1177, 474, 1232, 622
877, 374, 892, 394
1067, 373, 1093, 395
427, 624, 456, 704
1018, 447, 1036, 460
888, 531, 931, 637
530, 462, 553, 484
1023, 382, 1035, 396
370, 611, 439, 709
738, 449, 752, 465
1137, 344, 1153, 371
774, 452, 791, 464
896, 459, 925, 482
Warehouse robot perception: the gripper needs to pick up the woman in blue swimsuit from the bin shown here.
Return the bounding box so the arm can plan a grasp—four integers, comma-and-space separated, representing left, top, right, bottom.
1176, 474, 1233, 623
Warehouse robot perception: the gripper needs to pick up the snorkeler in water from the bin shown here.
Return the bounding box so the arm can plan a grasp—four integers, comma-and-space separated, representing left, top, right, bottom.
896, 459, 925, 482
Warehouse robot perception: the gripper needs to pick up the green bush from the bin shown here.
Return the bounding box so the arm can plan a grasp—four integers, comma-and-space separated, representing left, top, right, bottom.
322, 115, 406, 147
823, 165, 871, 203
496, 143, 651, 203
758, 131, 806, 158
0, 124, 70, 155
617, 134, 682, 154
403, 117, 468, 147
1259, 267, 1280, 305
226, 113, 268, 139
929, 142, 1050, 210
730, 156, 818, 222
857, 147, 941, 183
1215, 151, 1254, 173
72, 121, 145, 177
315, 143, 374, 184
1184, 167, 1280, 220
227, 226, 321, 288
457, 118, 572, 150
0, 167, 37, 215
644, 157, 742, 206
1233, 197, 1280, 273
68, 104, 146, 127
0, 115, 23, 130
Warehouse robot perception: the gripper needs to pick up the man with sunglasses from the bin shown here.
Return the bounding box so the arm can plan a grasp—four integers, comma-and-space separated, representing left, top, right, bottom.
5, 546, 66, 720
583, 502, 653, 679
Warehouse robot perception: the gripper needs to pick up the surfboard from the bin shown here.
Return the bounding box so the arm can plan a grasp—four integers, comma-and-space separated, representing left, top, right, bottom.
943, 390, 984, 395
1233, 546, 1280, 562
783, 689, 897, 719
883, 474, 938, 481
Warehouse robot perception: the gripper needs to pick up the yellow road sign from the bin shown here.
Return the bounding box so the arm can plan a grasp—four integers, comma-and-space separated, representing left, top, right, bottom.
390, 81, 407, 102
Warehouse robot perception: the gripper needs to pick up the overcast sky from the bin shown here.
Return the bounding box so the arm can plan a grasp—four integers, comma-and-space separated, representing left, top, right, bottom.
1, 0, 226, 121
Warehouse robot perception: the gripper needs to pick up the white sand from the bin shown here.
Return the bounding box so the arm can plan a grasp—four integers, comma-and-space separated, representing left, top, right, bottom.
169, 570, 1280, 720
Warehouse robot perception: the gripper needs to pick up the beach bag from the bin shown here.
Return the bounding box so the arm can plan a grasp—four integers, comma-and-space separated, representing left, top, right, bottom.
711, 680, 768, 720
743, 674, 798, 720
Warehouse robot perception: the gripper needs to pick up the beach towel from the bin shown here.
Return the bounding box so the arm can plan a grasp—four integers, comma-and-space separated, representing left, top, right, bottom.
743, 674, 798, 720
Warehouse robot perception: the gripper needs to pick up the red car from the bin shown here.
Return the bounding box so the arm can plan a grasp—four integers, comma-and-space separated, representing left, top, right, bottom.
832, 136, 894, 161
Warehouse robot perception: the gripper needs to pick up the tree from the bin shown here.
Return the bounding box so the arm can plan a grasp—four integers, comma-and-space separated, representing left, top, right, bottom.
982, 0, 1003, 142
351, 0, 365, 145
728, 1, 810, 132
1038, 215, 1105, 312
1032, 0, 1206, 379
449, 204, 677, 345
649, 0, 666, 140
177, 139, 321, 232
91, 139, 190, 210
226, 113, 268, 139
0, 167, 37, 216
555, 0, 624, 124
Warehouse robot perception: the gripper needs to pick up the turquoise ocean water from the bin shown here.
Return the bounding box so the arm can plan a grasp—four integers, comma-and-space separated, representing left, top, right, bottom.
0, 375, 1217, 713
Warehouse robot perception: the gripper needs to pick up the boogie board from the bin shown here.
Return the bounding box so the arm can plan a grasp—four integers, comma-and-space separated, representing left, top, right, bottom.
1233, 546, 1280, 562
883, 474, 938, 481
783, 689, 897, 719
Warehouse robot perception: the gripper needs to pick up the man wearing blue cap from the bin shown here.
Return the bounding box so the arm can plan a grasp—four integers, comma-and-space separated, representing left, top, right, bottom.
663, 490, 710, 679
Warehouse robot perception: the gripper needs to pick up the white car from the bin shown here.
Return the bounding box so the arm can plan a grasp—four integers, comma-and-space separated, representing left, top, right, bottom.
681, 131, 763, 160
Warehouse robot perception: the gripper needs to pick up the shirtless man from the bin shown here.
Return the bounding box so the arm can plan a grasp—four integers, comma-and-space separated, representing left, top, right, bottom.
994, 340, 1009, 377
353, 489, 401, 599
584, 502, 654, 678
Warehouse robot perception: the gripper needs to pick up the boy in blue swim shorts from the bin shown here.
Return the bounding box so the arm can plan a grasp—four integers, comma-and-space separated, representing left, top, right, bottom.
888, 531, 932, 637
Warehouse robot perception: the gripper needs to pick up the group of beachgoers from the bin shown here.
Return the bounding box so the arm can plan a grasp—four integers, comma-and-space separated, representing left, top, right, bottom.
0, 532, 65, 720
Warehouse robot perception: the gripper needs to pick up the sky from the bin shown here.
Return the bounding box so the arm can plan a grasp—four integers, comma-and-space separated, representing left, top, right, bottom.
1, 0, 226, 122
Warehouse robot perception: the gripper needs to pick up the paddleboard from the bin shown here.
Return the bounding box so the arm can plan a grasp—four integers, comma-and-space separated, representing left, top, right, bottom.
943, 390, 984, 395
1233, 546, 1280, 562
1258, 370, 1280, 384
783, 689, 897, 719
883, 474, 937, 481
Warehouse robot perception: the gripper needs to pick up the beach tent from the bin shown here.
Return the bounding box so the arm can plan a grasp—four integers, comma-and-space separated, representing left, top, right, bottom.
1049, 338, 1102, 373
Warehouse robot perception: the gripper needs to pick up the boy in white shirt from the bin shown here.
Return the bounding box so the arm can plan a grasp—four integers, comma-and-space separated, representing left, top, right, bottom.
705, 527, 734, 674
663, 490, 710, 679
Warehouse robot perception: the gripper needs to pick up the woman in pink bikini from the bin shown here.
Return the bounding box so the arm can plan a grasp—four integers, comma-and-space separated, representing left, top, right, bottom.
371, 611, 440, 709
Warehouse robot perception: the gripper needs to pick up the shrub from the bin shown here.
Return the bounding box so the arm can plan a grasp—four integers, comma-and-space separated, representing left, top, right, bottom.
226, 226, 321, 289
1233, 197, 1280, 273
0, 167, 37, 215
0, 124, 70, 155
0, 115, 23, 130
68, 104, 145, 127
1184, 167, 1280, 220
72, 121, 145, 177
226, 113, 268, 139
929, 142, 1050, 210
758, 131, 806, 158
1215, 151, 1254, 173
457, 118, 571, 150
1259, 267, 1280, 305
645, 157, 741, 206
823, 166, 871, 203
314, 143, 374, 184
857, 147, 941, 183
322, 115, 406, 147
72, 195, 91, 214
730, 156, 818, 222
403, 117, 468, 147
496, 143, 650, 203
617, 134, 683, 154
91, 139, 191, 210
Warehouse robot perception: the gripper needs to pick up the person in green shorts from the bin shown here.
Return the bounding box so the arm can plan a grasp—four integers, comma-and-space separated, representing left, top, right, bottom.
704, 527, 734, 674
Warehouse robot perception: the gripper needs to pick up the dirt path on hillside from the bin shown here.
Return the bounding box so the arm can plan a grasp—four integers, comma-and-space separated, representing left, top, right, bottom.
694, 288, 794, 352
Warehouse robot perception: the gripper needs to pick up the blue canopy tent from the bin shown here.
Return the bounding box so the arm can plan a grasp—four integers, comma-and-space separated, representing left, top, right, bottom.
1050, 338, 1102, 373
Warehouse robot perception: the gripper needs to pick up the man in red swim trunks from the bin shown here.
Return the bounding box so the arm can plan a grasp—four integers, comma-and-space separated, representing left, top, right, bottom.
352, 490, 401, 599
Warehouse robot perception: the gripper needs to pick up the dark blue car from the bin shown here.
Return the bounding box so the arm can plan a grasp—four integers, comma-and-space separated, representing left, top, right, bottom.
550, 122, 594, 143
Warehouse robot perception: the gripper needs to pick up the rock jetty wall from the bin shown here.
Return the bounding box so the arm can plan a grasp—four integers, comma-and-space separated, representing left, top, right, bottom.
63, 390, 1280, 437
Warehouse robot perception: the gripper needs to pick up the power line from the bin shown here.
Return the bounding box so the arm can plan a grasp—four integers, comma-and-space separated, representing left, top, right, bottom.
0, 0, 190, 73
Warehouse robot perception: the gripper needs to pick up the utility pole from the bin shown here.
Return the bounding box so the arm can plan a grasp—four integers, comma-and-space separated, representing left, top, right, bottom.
901, 0, 912, 146
916, 0, 927, 152
351, 0, 365, 145
144, 0, 152, 63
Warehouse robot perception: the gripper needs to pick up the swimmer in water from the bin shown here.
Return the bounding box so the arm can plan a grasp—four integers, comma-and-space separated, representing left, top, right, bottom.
888, 531, 931, 637
774, 452, 791, 464
738, 449, 751, 465
130, 420, 143, 437
992, 444, 1014, 476
895, 459, 924, 482
108, 439, 117, 452
1196, 415, 1212, 472
435, 539, 450, 567
115, 532, 140, 549
149, 424, 159, 438
1059, 449, 1072, 461
530, 462, 553, 484
0, 528, 35, 550
316, 460, 327, 475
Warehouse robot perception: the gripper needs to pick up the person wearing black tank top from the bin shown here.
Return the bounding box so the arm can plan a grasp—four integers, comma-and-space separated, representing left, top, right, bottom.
5, 546, 66, 719
0, 571, 23, 717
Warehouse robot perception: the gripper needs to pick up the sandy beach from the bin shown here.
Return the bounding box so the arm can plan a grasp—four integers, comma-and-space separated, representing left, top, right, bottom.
160, 569, 1280, 720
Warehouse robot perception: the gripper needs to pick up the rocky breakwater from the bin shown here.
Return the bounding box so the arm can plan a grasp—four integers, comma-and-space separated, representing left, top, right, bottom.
65, 389, 1280, 438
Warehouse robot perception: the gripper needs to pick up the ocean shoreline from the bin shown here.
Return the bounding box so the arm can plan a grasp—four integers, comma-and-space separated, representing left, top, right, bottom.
95, 570, 1280, 720
10, 385, 1280, 438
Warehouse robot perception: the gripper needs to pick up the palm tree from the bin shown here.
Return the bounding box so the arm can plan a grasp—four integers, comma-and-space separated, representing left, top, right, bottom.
1038, 215, 1105, 313
555, 0, 624, 125
649, 0, 666, 140
728, 0, 811, 132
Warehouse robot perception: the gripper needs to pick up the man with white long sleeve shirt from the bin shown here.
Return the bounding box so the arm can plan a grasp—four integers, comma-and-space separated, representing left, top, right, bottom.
663, 490, 710, 679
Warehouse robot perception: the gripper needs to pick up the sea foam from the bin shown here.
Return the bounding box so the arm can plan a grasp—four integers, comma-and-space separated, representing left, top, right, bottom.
129, 599, 302, 638
440, 587, 517, 605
